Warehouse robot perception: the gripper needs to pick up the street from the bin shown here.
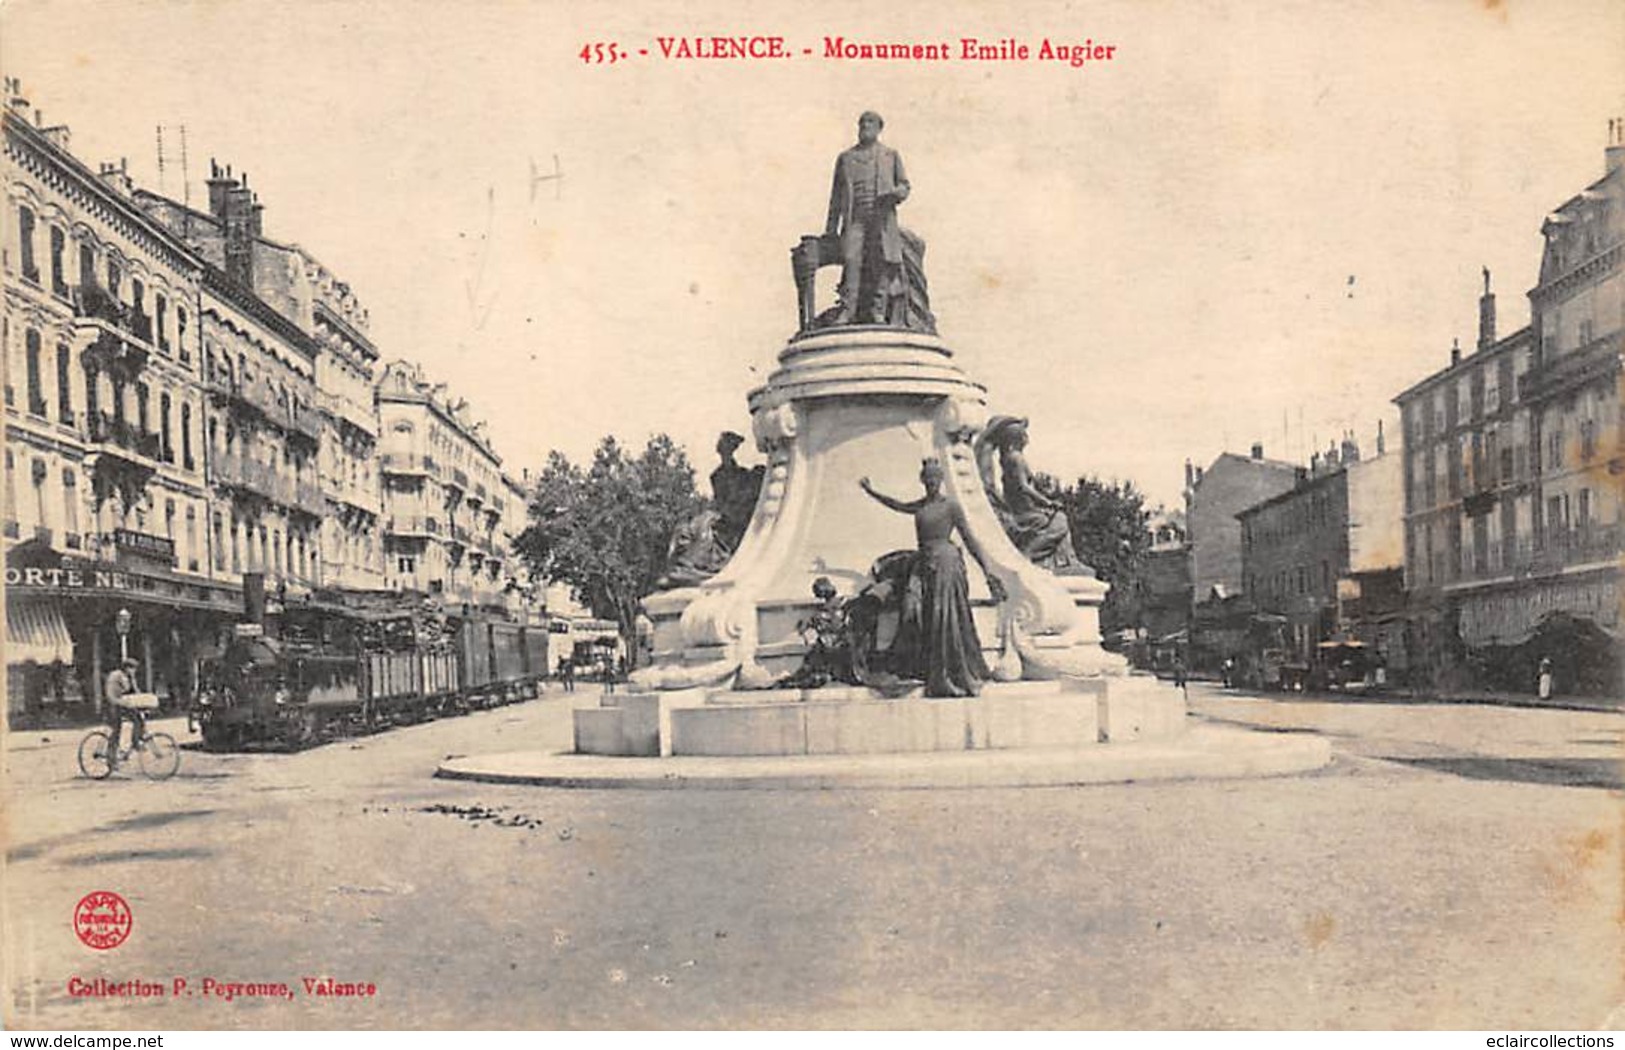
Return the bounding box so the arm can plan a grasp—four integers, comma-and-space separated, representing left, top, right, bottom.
3, 684, 1620, 1030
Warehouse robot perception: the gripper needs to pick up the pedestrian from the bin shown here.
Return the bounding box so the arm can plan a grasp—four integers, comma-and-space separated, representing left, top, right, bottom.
1173, 653, 1188, 698
559, 657, 575, 694
1221, 657, 1234, 689
104, 657, 143, 773
1537, 656, 1553, 700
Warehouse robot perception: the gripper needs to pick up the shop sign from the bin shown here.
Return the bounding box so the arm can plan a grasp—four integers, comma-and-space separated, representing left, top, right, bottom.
4, 565, 132, 591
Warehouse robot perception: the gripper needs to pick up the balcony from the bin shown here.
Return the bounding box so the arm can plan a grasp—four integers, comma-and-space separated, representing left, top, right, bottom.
203, 371, 322, 443
448, 467, 469, 492
318, 389, 379, 437
87, 412, 161, 464
385, 515, 440, 538
1536, 524, 1621, 571
1523, 333, 1622, 400
73, 283, 153, 378
211, 452, 316, 513
381, 452, 435, 477
293, 480, 326, 518
108, 528, 175, 568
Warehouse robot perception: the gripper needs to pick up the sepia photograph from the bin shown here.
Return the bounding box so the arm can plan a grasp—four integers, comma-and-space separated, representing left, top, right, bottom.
1, 0, 1621, 1034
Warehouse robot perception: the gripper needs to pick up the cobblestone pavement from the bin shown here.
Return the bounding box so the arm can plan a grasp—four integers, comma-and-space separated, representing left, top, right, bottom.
4, 684, 1620, 1030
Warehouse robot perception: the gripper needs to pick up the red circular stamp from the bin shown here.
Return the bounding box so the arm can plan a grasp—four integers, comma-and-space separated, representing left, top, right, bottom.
73, 891, 132, 950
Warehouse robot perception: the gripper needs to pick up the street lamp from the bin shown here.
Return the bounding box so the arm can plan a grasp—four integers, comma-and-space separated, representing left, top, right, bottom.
115, 607, 132, 663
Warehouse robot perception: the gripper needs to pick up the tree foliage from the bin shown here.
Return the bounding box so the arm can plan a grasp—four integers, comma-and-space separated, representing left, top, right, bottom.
1059, 476, 1151, 631
514, 435, 703, 666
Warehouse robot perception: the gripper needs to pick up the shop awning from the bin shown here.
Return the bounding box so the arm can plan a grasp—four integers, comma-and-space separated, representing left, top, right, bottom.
5, 598, 73, 665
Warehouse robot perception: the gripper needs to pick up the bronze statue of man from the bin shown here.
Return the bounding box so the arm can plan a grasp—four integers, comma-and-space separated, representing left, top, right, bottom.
825, 111, 910, 325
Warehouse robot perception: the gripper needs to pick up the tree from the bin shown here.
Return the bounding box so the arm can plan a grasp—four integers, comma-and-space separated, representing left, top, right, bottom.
1059, 476, 1151, 632
514, 435, 703, 669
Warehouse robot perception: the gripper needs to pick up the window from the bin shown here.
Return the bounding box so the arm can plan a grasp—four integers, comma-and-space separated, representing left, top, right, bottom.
24, 329, 44, 416
78, 243, 95, 291
2, 451, 13, 534
1581, 418, 1597, 461
135, 382, 150, 434
398, 556, 416, 574
1548, 431, 1563, 471
185, 506, 198, 572
62, 469, 79, 545
30, 457, 47, 534
56, 343, 72, 423
164, 499, 176, 540
49, 226, 66, 296
213, 513, 225, 571
181, 403, 193, 469
176, 307, 189, 362
1578, 488, 1592, 527
160, 392, 173, 462
156, 294, 170, 353
17, 205, 37, 282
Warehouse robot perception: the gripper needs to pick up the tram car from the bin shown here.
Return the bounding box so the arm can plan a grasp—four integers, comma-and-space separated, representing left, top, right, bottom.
193, 598, 550, 750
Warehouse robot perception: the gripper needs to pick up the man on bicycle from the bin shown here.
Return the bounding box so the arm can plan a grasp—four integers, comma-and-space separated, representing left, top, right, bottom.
104, 657, 144, 772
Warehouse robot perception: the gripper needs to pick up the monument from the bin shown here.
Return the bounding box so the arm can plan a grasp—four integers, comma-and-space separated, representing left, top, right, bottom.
575, 111, 1186, 759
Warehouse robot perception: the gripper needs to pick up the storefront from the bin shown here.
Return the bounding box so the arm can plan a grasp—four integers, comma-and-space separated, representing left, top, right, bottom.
4, 537, 242, 727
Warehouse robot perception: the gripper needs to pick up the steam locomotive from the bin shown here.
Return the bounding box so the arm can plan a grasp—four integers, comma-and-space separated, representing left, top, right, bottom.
192, 586, 550, 750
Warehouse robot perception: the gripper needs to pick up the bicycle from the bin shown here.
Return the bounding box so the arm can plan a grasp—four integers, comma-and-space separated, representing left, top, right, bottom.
78, 721, 181, 781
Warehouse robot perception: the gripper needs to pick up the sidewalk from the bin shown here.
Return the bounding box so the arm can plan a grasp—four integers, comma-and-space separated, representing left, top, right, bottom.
1194, 681, 1622, 715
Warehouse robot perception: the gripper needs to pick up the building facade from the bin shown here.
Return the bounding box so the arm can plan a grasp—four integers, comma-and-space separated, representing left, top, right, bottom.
377, 360, 516, 615
134, 164, 388, 596
1394, 135, 1621, 695
3, 86, 240, 722
1182, 444, 1299, 668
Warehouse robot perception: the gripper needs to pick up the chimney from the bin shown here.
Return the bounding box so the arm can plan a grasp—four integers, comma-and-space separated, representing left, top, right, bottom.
1310, 451, 1321, 476
1184, 459, 1194, 489
207, 158, 235, 217
40, 124, 70, 150
4, 76, 29, 115
1450, 337, 1461, 367
1341, 431, 1360, 465
1376, 419, 1386, 456
1607, 117, 1625, 176
1250, 442, 1264, 460
208, 163, 263, 288
1478, 267, 1496, 349
97, 158, 133, 197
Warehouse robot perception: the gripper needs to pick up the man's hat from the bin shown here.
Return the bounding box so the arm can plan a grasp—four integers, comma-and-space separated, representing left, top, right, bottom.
717, 431, 746, 453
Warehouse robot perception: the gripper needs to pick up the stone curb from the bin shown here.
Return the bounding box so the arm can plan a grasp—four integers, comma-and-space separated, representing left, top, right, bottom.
434, 724, 1333, 791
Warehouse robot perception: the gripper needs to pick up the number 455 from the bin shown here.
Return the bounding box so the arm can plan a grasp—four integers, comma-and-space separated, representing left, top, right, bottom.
579, 42, 623, 63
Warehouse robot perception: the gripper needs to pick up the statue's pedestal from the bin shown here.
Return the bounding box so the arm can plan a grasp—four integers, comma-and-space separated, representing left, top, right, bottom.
636, 327, 1127, 693
574, 675, 1186, 758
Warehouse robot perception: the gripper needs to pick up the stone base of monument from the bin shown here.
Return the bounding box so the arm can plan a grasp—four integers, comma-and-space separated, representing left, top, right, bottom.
572, 674, 1186, 758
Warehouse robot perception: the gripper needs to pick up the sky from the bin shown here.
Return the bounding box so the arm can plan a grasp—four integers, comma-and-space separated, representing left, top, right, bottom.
6, 0, 1622, 509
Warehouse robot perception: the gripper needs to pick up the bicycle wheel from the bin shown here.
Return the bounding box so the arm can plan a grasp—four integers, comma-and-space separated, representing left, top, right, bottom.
77, 731, 114, 780
138, 732, 181, 780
